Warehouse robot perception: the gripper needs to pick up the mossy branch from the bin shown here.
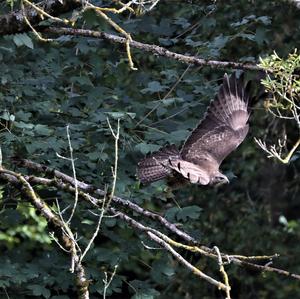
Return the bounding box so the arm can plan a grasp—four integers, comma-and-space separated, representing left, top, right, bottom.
3, 160, 300, 281
0, 167, 89, 299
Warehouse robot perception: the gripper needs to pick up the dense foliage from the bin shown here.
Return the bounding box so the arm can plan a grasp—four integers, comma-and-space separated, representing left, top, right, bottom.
0, 1, 300, 298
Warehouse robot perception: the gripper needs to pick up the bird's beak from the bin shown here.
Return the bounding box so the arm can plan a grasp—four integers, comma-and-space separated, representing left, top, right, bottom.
215, 176, 229, 187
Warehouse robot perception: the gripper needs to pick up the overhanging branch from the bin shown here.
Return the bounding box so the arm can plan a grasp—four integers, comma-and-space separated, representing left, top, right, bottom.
0, 167, 89, 299
3, 158, 300, 282
0, 0, 81, 35
15, 158, 197, 243
43, 26, 263, 71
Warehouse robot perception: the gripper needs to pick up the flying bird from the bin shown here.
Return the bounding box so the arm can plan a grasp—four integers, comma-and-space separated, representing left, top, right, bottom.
137, 73, 250, 186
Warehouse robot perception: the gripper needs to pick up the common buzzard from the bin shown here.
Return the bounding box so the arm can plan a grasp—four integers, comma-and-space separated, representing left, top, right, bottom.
137, 73, 250, 186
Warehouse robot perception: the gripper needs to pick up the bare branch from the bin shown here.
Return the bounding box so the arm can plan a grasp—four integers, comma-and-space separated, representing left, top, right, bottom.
0, 0, 82, 35
103, 265, 118, 299
85, 4, 137, 70
214, 246, 231, 299
106, 118, 120, 206
80, 118, 120, 261
80, 190, 106, 262
148, 232, 229, 292
0, 147, 2, 167
43, 27, 262, 71
65, 125, 79, 224
109, 207, 300, 281
21, 0, 53, 42
1, 167, 300, 283
23, 0, 70, 24
254, 137, 300, 164
230, 257, 300, 280
0, 167, 89, 299
12, 158, 197, 244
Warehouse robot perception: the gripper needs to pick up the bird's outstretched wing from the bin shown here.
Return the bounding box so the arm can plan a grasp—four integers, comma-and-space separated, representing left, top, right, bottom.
181, 73, 250, 167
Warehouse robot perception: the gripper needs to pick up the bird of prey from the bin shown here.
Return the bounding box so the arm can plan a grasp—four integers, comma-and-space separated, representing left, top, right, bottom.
137, 73, 250, 186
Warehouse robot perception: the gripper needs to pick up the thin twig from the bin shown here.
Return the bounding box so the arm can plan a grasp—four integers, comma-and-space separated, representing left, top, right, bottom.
214, 246, 231, 299
254, 137, 300, 164
103, 265, 118, 299
23, 0, 70, 24
0, 0, 82, 35
0, 146, 2, 167
4, 161, 299, 279
21, 0, 52, 42
80, 189, 106, 262
50, 232, 71, 253
135, 64, 191, 127
65, 125, 79, 224
1, 168, 300, 283
2, 287, 10, 299
0, 168, 89, 299
148, 232, 228, 292
85, 4, 137, 70
80, 119, 120, 261
106, 117, 120, 207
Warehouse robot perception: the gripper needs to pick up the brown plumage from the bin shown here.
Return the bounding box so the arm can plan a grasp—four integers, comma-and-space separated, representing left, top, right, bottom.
137, 73, 250, 186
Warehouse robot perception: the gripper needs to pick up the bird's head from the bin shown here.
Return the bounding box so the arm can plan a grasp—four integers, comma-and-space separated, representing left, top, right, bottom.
210, 172, 229, 186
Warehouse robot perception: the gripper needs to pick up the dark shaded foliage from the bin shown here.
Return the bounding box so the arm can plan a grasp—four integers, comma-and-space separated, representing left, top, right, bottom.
0, 1, 300, 298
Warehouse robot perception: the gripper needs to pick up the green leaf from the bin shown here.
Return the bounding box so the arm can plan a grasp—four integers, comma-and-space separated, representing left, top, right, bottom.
162, 97, 184, 106
210, 34, 229, 49
105, 112, 136, 119
13, 33, 34, 49
256, 16, 271, 25
238, 33, 255, 41
14, 121, 34, 129
81, 219, 94, 225
70, 76, 94, 87
135, 143, 161, 154
34, 124, 53, 136
132, 294, 156, 299
255, 27, 268, 45
141, 81, 167, 93
167, 130, 188, 143
130, 280, 160, 299
27, 284, 51, 298
176, 206, 202, 222
164, 207, 178, 222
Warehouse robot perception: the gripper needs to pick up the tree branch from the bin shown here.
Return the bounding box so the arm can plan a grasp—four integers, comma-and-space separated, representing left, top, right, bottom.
43, 26, 262, 71
0, 167, 229, 295
13, 158, 197, 244
0, 1, 262, 71
0, 0, 82, 35
3, 158, 300, 282
148, 231, 229, 292
0, 167, 89, 299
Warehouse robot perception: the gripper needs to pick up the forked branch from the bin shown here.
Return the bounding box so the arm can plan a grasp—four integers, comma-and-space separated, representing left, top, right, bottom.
2, 159, 300, 283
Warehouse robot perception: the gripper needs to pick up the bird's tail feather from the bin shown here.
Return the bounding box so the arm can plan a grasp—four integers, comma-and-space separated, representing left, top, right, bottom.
137, 145, 180, 184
